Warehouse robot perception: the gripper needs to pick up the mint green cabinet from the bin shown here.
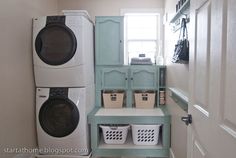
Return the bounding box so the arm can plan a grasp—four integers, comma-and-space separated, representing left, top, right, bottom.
100, 66, 158, 90
95, 16, 124, 65
101, 67, 128, 89
92, 66, 169, 157
130, 67, 157, 90
92, 15, 169, 157
96, 66, 161, 107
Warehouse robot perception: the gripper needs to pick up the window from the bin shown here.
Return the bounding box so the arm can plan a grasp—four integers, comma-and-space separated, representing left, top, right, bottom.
123, 11, 162, 65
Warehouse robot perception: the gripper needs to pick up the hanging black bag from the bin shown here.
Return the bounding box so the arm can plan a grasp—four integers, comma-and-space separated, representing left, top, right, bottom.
172, 18, 189, 63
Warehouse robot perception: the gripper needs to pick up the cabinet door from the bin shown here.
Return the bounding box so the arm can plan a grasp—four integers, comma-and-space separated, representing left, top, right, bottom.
130, 67, 157, 90
95, 16, 124, 65
102, 68, 128, 89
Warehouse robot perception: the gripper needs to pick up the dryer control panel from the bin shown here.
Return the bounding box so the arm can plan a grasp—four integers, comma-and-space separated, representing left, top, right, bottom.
49, 88, 68, 98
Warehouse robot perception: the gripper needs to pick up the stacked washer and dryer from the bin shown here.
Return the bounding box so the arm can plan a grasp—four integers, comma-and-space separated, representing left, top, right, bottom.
33, 11, 94, 157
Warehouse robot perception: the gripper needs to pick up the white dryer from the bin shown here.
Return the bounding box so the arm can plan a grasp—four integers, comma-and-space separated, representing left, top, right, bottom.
33, 15, 94, 87
36, 86, 94, 156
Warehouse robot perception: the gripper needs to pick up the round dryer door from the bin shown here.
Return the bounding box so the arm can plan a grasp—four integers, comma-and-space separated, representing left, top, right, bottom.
35, 24, 77, 65
39, 97, 79, 138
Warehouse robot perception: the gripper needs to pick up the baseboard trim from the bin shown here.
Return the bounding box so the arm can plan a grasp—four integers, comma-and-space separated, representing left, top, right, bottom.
13, 154, 35, 158
35, 153, 91, 158
170, 148, 175, 158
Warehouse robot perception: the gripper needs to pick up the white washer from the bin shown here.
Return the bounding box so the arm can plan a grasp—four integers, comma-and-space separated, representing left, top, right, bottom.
33, 15, 94, 87
36, 86, 94, 156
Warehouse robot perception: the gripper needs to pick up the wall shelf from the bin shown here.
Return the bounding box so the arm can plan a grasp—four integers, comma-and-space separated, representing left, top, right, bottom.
169, 87, 189, 111
170, 0, 190, 24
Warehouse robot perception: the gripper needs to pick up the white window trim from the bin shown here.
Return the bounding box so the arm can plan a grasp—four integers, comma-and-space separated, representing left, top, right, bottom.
120, 8, 164, 65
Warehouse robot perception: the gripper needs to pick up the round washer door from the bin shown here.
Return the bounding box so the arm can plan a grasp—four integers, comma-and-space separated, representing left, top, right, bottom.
39, 97, 79, 138
35, 24, 77, 66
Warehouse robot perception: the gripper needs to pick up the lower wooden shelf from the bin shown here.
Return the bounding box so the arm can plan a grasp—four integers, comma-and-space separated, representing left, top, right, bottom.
99, 132, 163, 149
88, 106, 171, 157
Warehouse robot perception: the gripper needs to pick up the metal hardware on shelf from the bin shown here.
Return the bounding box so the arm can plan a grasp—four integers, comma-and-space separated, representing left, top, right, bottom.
170, 0, 190, 33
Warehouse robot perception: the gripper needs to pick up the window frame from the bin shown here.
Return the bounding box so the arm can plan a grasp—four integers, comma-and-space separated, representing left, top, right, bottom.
121, 9, 164, 65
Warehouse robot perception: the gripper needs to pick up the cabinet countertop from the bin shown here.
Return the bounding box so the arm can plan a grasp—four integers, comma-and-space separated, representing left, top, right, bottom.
95, 108, 164, 116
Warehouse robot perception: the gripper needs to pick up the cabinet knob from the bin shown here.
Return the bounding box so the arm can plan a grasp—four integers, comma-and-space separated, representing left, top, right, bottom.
131, 77, 133, 80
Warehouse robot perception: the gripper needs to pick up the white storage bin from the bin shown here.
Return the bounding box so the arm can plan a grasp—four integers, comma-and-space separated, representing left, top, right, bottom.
103, 91, 124, 108
134, 92, 156, 108
100, 125, 129, 144
131, 124, 161, 145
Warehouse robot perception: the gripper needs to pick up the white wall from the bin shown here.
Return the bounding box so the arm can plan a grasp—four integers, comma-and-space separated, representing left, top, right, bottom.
0, 0, 58, 158
58, 0, 164, 22
164, 0, 188, 158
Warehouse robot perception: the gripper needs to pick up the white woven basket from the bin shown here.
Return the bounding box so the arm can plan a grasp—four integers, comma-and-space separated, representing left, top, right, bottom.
131, 124, 161, 145
100, 125, 129, 144
134, 92, 156, 108
103, 92, 124, 108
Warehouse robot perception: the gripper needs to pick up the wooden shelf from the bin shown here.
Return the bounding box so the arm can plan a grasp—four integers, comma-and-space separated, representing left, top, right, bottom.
170, 0, 190, 23
88, 106, 170, 157
169, 87, 189, 111
95, 108, 164, 117
99, 132, 163, 150
169, 88, 188, 103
